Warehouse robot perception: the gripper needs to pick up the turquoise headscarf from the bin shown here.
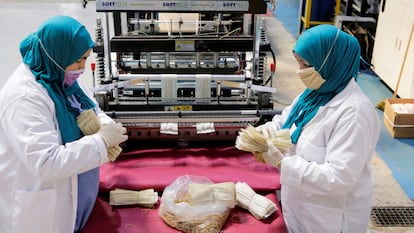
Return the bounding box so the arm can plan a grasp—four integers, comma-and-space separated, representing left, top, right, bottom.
283, 24, 361, 143
19, 16, 97, 232
20, 15, 96, 142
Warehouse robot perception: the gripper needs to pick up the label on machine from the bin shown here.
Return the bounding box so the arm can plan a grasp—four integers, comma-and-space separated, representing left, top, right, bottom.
175, 40, 195, 51
164, 105, 193, 111
96, 0, 250, 12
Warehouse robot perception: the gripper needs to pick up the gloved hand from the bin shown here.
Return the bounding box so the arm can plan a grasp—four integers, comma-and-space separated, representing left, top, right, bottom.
77, 110, 126, 162
262, 140, 284, 169
255, 121, 279, 139
97, 122, 128, 148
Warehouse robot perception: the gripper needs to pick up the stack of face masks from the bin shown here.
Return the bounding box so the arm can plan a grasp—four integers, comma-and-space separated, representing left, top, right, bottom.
76, 109, 122, 162
109, 188, 159, 207
235, 182, 277, 219
235, 125, 292, 162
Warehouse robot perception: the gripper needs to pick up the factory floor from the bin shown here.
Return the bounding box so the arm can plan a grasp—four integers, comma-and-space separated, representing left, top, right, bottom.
0, 0, 413, 232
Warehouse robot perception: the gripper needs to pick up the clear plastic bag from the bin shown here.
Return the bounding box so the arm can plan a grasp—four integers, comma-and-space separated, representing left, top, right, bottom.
159, 175, 233, 233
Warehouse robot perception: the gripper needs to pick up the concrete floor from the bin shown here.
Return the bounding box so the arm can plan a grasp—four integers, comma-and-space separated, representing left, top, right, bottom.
1, 1, 413, 232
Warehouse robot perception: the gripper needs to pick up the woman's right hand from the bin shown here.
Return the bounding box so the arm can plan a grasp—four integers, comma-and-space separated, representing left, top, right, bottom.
97, 122, 128, 148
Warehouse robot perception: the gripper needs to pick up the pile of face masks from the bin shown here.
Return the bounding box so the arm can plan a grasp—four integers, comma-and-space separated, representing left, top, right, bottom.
391, 103, 414, 113
235, 125, 292, 162
159, 175, 232, 233
109, 188, 159, 207
158, 175, 278, 233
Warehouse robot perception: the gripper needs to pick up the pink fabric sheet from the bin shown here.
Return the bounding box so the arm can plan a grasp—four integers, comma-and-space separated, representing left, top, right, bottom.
82, 193, 287, 233
82, 146, 287, 233
99, 146, 281, 192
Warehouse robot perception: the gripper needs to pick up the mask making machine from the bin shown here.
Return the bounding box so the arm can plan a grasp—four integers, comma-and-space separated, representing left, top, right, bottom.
87, 0, 279, 148
80, 2, 288, 232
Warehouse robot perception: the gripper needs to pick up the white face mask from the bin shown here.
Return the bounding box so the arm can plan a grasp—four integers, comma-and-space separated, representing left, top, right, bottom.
296, 67, 326, 90
295, 29, 340, 90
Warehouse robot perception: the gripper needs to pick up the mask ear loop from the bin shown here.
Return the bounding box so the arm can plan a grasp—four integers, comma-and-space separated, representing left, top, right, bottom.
37, 36, 65, 72
317, 29, 340, 72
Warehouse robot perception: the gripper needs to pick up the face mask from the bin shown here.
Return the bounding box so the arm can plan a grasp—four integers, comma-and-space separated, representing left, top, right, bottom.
297, 67, 326, 90
63, 69, 84, 86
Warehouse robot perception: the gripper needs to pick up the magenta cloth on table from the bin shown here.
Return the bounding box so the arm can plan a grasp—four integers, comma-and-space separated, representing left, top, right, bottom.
82, 193, 287, 233
82, 146, 287, 233
99, 146, 281, 192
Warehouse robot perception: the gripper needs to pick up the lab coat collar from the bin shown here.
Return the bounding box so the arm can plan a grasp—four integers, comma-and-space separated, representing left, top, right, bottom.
321, 78, 357, 109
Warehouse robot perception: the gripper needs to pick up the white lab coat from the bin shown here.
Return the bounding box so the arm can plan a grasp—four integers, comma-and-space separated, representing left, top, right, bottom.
272, 79, 380, 233
0, 64, 111, 233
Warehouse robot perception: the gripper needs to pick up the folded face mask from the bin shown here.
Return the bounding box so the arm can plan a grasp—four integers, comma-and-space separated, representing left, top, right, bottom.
64, 69, 85, 86
296, 67, 326, 90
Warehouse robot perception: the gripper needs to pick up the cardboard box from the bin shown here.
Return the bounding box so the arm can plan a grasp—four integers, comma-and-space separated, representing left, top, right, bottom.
383, 98, 414, 138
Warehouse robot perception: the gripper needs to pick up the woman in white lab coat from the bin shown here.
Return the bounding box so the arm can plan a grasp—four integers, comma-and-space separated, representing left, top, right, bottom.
0, 16, 127, 233
258, 24, 380, 232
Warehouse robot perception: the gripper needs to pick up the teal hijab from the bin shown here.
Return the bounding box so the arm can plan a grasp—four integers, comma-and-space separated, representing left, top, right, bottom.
20, 15, 96, 142
20, 16, 97, 232
283, 24, 361, 143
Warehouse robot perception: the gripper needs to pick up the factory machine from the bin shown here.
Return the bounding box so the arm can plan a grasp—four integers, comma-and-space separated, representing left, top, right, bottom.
80, 1, 288, 232
87, 0, 280, 147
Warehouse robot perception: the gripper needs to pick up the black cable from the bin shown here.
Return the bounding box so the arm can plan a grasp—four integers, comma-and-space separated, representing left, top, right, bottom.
264, 48, 276, 86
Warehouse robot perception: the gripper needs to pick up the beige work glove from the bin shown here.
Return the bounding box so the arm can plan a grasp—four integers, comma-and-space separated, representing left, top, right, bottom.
262, 140, 284, 169
235, 182, 277, 219
77, 109, 127, 162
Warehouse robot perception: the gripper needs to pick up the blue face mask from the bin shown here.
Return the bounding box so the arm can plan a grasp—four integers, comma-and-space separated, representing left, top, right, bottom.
63, 69, 84, 86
